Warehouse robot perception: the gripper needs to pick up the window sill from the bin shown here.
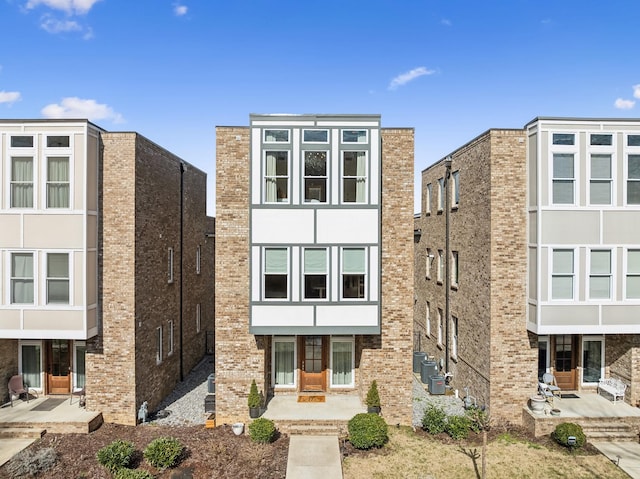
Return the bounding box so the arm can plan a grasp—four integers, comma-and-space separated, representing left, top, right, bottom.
436, 343, 444, 351
450, 355, 458, 364
451, 284, 458, 291
436, 280, 443, 286
451, 205, 459, 211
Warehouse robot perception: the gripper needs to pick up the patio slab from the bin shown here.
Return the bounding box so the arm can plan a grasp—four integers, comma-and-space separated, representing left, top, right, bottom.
263, 394, 364, 421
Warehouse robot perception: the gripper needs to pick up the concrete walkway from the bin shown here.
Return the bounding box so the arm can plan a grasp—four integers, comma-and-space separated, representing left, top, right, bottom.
592, 442, 640, 479
286, 435, 342, 479
0, 438, 38, 468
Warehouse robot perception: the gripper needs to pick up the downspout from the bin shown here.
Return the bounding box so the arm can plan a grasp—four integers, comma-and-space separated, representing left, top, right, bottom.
444, 157, 452, 374
179, 161, 185, 382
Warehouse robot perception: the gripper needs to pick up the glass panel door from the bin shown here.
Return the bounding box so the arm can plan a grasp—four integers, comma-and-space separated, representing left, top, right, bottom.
582, 338, 603, 384
21, 343, 42, 389
47, 339, 71, 394
299, 336, 326, 392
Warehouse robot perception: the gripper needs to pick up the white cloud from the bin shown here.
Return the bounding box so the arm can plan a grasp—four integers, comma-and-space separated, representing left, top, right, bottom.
40, 15, 81, 33
441, 18, 451, 26
634, 84, 640, 99
41, 97, 125, 123
25, 0, 102, 15
388, 66, 435, 91
614, 98, 635, 110
0, 91, 22, 105
174, 3, 187, 16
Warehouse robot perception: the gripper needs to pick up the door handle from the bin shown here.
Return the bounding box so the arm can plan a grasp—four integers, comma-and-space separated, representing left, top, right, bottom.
302, 361, 305, 371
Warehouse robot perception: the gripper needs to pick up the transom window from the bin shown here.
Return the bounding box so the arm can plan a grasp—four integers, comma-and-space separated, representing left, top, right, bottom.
552, 153, 575, 204
303, 129, 328, 143
11, 136, 34, 147
342, 248, 366, 299
47, 253, 69, 304
264, 129, 289, 143
590, 134, 612, 146
342, 130, 367, 143
265, 151, 289, 203
304, 151, 327, 203
264, 248, 288, 299
590, 154, 611, 205
552, 249, 574, 300
589, 250, 611, 299
304, 248, 327, 299
11, 253, 34, 304
47, 136, 69, 148
47, 157, 70, 208
628, 155, 640, 205
627, 250, 640, 299
11, 157, 34, 208
552, 133, 575, 145
342, 151, 367, 203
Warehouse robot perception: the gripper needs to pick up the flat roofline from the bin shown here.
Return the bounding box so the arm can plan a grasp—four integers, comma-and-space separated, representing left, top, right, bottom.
250, 113, 381, 118
0, 118, 106, 131
525, 116, 640, 128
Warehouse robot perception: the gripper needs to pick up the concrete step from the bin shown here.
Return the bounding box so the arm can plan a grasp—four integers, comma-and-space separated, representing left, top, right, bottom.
587, 430, 639, 442
0, 427, 46, 439
275, 419, 348, 436
582, 422, 634, 433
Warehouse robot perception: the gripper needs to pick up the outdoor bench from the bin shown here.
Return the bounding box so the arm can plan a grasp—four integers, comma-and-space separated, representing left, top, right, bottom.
598, 377, 626, 403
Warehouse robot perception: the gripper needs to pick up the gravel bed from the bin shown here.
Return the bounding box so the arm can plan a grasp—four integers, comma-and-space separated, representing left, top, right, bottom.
412, 375, 466, 427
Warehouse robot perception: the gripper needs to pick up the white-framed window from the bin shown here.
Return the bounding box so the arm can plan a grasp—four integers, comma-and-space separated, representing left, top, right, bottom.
303, 248, 327, 300
273, 336, 296, 388
552, 133, 575, 145
451, 316, 458, 359
425, 183, 432, 215
628, 135, 640, 147
196, 245, 201, 274
626, 249, 640, 299
47, 253, 69, 304
303, 151, 327, 203
11, 156, 34, 208
552, 153, 575, 204
47, 135, 70, 148
73, 341, 86, 391
196, 303, 201, 333
437, 250, 444, 283
437, 177, 444, 211
582, 336, 604, 384
168, 320, 174, 356
341, 247, 366, 299
425, 301, 431, 337
451, 251, 459, 287
590, 154, 612, 205
11, 252, 34, 304
537, 336, 549, 380
47, 157, 70, 208
552, 249, 574, 300
589, 250, 611, 299
342, 151, 367, 203
437, 309, 443, 346
330, 336, 355, 387
303, 129, 328, 143
628, 154, 640, 205
590, 133, 612, 146
167, 247, 174, 284
19, 340, 42, 390
264, 247, 289, 299
451, 170, 460, 207
264, 151, 289, 203
156, 326, 163, 364
341, 129, 367, 143
426, 248, 433, 279
11, 135, 34, 148
264, 129, 289, 143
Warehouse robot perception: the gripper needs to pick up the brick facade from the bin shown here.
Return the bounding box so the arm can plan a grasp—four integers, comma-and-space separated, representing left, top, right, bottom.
0, 339, 18, 402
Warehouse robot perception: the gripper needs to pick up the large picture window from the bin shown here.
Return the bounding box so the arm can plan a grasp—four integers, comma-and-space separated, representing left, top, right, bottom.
11, 253, 34, 304
552, 153, 575, 204
265, 151, 289, 203
47, 157, 70, 208
552, 249, 574, 299
342, 248, 365, 299
304, 151, 327, 202
342, 152, 367, 203
47, 253, 69, 304
273, 337, 295, 387
264, 248, 288, 299
11, 157, 34, 208
304, 248, 327, 299
331, 337, 354, 387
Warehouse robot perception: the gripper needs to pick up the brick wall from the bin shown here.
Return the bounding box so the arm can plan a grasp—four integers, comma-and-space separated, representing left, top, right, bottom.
606, 334, 640, 406
0, 339, 18, 402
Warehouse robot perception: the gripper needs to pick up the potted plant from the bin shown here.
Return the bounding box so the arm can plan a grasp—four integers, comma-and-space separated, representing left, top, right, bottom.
248, 379, 261, 418
366, 380, 381, 414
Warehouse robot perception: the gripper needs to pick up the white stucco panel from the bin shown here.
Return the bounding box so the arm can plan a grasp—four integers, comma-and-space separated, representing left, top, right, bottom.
316, 305, 378, 326
316, 209, 379, 244
251, 305, 314, 327
251, 209, 315, 243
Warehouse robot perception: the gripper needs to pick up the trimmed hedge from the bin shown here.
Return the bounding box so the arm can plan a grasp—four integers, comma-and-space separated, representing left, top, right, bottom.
421, 405, 447, 434
445, 415, 472, 440
552, 422, 586, 449
348, 413, 388, 450
143, 437, 184, 470
96, 440, 135, 473
248, 418, 277, 443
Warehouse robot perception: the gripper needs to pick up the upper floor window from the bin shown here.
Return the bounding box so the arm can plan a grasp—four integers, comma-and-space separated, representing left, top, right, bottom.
342, 130, 367, 143
628, 155, 640, 205
342, 248, 366, 299
11, 136, 34, 147
552, 153, 574, 204
590, 154, 611, 205
437, 178, 444, 211
265, 151, 289, 203
156, 326, 163, 364
304, 248, 327, 299
589, 250, 611, 299
627, 250, 640, 299
168, 320, 174, 355
11, 253, 34, 304
437, 308, 443, 345
303, 129, 328, 143
425, 301, 431, 337
47, 136, 69, 148
552, 133, 574, 145
304, 151, 327, 203
196, 245, 201, 274
167, 247, 174, 284
264, 130, 289, 143
264, 248, 288, 299
425, 183, 432, 214
451, 251, 459, 287
451, 316, 458, 359
47, 253, 69, 304
590, 134, 612, 146
47, 157, 70, 208
552, 249, 574, 300
342, 152, 367, 203
628, 135, 640, 147
11, 157, 34, 208
196, 303, 201, 333
426, 248, 433, 279
452, 171, 460, 207
437, 249, 444, 283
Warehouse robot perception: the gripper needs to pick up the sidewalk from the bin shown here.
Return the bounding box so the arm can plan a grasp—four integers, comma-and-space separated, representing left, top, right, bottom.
592, 441, 640, 479
286, 435, 342, 479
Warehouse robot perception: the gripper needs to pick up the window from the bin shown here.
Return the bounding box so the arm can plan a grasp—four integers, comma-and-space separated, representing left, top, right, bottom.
552, 153, 575, 204
437, 250, 444, 283
264, 129, 289, 142
342, 151, 367, 203
425, 183, 432, 214
451, 171, 460, 207
589, 250, 611, 299
47, 253, 69, 304
11, 157, 34, 208
265, 151, 289, 203
451, 251, 459, 287
11, 136, 33, 147
582, 337, 603, 384
342, 248, 366, 299
168, 320, 174, 355
552, 249, 574, 299
304, 248, 327, 299
304, 151, 327, 202
437, 309, 443, 345
451, 316, 458, 359
627, 250, 640, 299
552, 133, 574, 145
303, 129, 328, 143
47, 157, 70, 208
74, 342, 86, 390
20, 343, 42, 389
437, 178, 444, 211
628, 135, 640, 147
196, 245, 201, 274
342, 130, 367, 143
590, 154, 611, 205
273, 337, 295, 387
156, 327, 163, 364
264, 248, 288, 299
11, 253, 34, 304
331, 337, 354, 387
425, 301, 431, 337
426, 248, 432, 279
167, 248, 174, 284
196, 303, 201, 333
47, 136, 69, 147
628, 155, 640, 205
590, 134, 612, 146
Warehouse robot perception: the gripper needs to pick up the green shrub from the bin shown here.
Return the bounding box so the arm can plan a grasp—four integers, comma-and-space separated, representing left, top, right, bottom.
247, 379, 261, 408
248, 418, 277, 443
446, 414, 472, 440
143, 437, 184, 470
347, 413, 388, 450
552, 422, 586, 449
114, 468, 155, 479
421, 405, 447, 434
5, 447, 57, 478
365, 380, 380, 408
96, 440, 135, 473
465, 406, 489, 433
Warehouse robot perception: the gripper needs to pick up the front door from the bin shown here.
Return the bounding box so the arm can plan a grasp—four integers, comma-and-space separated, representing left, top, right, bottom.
299, 336, 327, 392
46, 339, 71, 394
554, 334, 577, 390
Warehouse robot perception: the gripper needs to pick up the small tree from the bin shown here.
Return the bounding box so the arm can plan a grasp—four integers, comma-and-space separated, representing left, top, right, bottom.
365, 380, 380, 408
248, 379, 261, 408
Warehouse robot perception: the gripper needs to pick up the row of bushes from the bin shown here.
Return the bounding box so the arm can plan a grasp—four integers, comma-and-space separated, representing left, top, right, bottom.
97, 436, 184, 475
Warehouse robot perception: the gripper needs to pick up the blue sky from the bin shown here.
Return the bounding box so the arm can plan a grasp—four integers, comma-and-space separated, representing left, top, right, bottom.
1, 0, 639, 214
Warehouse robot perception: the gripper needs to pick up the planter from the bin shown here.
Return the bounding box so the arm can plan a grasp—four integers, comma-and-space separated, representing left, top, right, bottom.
205, 414, 216, 429
529, 395, 546, 414
249, 407, 261, 418
550, 408, 561, 416
232, 422, 244, 435
367, 406, 381, 414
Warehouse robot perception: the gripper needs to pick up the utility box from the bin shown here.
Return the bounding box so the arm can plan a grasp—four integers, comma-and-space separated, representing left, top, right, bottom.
204, 394, 215, 413
420, 360, 437, 383
429, 375, 445, 395
207, 373, 216, 394
413, 352, 427, 373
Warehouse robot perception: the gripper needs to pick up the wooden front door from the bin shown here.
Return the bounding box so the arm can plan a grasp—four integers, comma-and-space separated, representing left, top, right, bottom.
554, 334, 577, 390
299, 336, 327, 392
46, 339, 71, 394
